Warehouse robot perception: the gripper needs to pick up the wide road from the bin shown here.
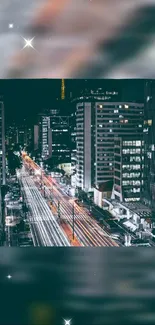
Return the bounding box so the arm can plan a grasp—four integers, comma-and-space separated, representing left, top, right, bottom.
19, 167, 70, 247
24, 156, 119, 247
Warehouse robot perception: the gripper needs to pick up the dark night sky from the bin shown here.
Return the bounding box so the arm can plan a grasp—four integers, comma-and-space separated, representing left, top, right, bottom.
0, 79, 145, 126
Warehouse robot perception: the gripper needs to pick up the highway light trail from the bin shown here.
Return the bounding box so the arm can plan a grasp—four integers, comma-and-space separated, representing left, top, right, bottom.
23, 155, 119, 247
44, 181, 118, 247
19, 167, 70, 247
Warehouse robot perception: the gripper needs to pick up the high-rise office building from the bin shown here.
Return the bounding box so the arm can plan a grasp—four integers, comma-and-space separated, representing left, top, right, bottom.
143, 81, 155, 211
70, 110, 76, 170
6, 123, 18, 147
73, 88, 120, 191
16, 124, 32, 148
34, 125, 39, 151
17, 125, 25, 146
38, 114, 52, 160
38, 109, 71, 164
75, 98, 144, 194
50, 109, 71, 164
112, 137, 144, 202
6, 121, 32, 150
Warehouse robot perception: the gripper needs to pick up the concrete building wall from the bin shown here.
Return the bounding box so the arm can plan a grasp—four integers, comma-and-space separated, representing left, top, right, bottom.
84, 103, 92, 191
34, 125, 39, 150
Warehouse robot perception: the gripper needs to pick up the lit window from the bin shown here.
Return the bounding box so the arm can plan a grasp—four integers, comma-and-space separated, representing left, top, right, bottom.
109, 120, 113, 123
148, 120, 152, 126
99, 105, 103, 108
119, 105, 122, 108
133, 180, 140, 185
114, 110, 118, 113
109, 129, 112, 132
125, 104, 129, 109
123, 181, 130, 185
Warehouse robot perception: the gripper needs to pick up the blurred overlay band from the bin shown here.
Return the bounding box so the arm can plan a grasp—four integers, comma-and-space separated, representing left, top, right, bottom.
1, 248, 155, 325
0, 0, 155, 78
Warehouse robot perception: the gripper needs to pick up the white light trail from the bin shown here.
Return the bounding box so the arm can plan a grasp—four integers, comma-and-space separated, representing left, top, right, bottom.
19, 167, 70, 247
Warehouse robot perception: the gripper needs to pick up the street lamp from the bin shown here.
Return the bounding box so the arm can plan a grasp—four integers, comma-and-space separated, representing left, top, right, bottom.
89, 202, 92, 213
41, 170, 43, 189
58, 201, 61, 219
72, 203, 75, 240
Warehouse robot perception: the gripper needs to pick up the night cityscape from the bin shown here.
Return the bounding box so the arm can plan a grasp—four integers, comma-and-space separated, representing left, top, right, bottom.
1, 2, 155, 325
0, 79, 155, 247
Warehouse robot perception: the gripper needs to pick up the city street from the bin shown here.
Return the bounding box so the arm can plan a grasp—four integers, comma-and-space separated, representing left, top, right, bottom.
19, 167, 70, 247
23, 155, 119, 247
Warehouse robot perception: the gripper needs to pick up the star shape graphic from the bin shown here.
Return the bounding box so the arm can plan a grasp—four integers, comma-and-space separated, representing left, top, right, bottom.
64, 319, 72, 325
22, 37, 35, 50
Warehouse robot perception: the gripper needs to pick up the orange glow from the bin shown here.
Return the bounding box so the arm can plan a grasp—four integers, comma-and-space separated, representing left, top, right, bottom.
61, 222, 81, 246
24, 155, 118, 247
33, 0, 71, 27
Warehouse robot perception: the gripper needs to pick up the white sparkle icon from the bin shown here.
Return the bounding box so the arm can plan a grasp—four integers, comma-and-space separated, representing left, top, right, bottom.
64, 319, 71, 325
22, 37, 35, 50
7, 275, 12, 279
9, 23, 14, 29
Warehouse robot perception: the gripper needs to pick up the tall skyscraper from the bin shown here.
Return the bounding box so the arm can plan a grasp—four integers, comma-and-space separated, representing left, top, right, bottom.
61, 79, 65, 100
6, 122, 32, 149
73, 89, 120, 192
75, 97, 144, 195
50, 110, 71, 164
37, 109, 71, 164
38, 114, 52, 160
6, 123, 18, 147
112, 136, 144, 202
143, 81, 155, 211
70, 111, 77, 170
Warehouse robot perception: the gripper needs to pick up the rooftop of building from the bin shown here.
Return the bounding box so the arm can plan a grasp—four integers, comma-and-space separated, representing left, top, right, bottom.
120, 202, 152, 218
